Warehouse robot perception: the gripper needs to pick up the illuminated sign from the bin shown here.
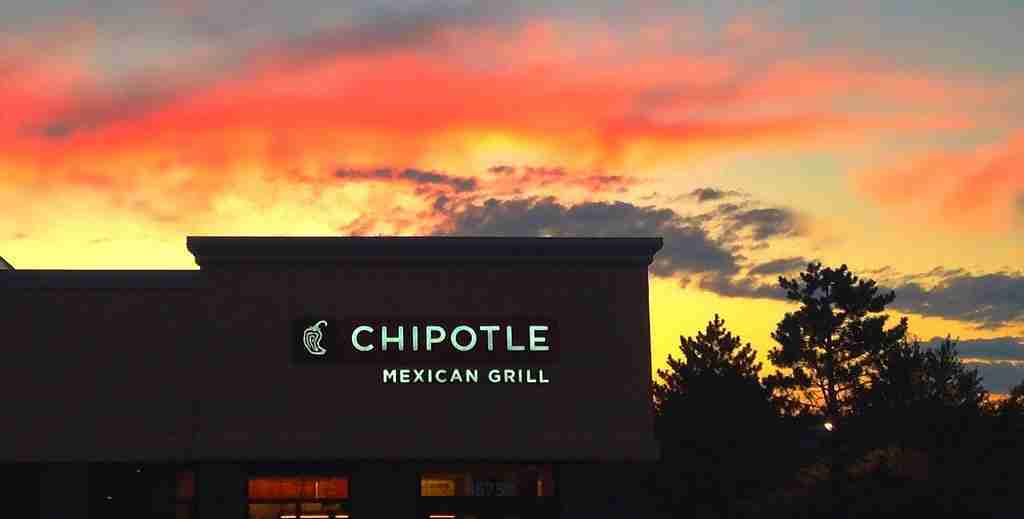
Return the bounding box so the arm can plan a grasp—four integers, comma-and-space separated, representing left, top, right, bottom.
292, 317, 558, 364
302, 320, 329, 356
292, 317, 557, 383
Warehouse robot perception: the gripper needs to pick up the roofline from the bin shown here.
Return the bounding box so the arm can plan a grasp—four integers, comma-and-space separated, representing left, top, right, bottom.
0, 270, 200, 289
187, 236, 664, 268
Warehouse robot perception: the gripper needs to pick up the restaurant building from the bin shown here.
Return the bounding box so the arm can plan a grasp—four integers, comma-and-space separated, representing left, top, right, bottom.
0, 236, 663, 518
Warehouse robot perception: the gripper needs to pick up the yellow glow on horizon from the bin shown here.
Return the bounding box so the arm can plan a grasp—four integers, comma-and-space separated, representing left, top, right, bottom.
647, 275, 1024, 384
649, 276, 794, 379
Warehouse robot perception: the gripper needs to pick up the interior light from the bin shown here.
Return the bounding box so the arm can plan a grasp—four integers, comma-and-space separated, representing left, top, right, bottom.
429, 515, 457, 519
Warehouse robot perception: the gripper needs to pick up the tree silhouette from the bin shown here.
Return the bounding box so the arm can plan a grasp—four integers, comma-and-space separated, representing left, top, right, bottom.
855, 335, 988, 415
652, 314, 778, 517
998, 378, 1024, 414
653, 313, 763, 415
653, 314, 770, 445
844, 333, 990, 489
764, 262, 908, 421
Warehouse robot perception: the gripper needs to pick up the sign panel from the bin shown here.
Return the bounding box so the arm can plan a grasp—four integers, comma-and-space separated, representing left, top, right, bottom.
292, 317, 559, 364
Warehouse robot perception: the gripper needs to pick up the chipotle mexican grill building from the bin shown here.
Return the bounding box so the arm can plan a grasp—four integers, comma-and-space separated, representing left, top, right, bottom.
0, 236, 663, 519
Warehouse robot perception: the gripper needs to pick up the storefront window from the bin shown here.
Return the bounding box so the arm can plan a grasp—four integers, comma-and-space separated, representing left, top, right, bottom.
419, 464, 554, 498
417, 464, 558, 519
247, 476, 350, 519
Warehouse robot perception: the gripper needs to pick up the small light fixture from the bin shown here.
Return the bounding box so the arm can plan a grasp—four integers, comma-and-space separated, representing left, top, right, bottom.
824, 421, 834, 432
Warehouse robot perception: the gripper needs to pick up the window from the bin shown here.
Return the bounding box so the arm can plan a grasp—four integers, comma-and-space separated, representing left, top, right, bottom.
418, 465, 558, 519
421, 477, 459, 497
247, 476, 350, 519
419, 464, 555, 498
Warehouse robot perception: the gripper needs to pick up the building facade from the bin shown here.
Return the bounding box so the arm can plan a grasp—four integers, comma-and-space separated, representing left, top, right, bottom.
0, 236, 663, 519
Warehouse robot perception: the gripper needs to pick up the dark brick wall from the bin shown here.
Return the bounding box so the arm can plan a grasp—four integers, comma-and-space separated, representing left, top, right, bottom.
1, 288, 202, 461
1, 263, 656, 462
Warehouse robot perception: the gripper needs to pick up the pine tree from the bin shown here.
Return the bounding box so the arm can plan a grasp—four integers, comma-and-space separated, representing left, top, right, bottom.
652, 315, 776, 517
764, 262, 908, 421
653, 313, 762, 417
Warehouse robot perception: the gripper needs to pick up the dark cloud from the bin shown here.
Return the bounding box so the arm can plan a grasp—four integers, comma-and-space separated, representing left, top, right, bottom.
399, 168, 477, 192
888, 272, 1024, 329
482, 165, 637, 193
724, 207, 803, 240
579, 175, 636, 193
519, 166, 567, 180
430, 194, 824, 300
715, 202, 744, 214
335, 168, 392, 180
491, 166, 565, 183
263, 2, 535, 66
487, 165, 516, 175
23, 84, 208, 141
334, 167, 477, 192
25, 64, 231, 139
963, 361, 1024, 395
428, 190, 1022, 329
747, 256, 812, 276
40, 122, 75, 138
699, 261, 1024, 330
434, 197, 741, 278
693, 273, 786, 299
679, 201, 748, 226
922, 336, 1024, 361
689, 187, 744, 203
892, 265, 966, 284
932, 336, 1024, 394
432, 194, 451, 212
861, 265, 893, 276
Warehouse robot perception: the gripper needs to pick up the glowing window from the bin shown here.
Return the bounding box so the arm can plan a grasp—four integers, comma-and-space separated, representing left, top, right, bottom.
247, 476, 350, 519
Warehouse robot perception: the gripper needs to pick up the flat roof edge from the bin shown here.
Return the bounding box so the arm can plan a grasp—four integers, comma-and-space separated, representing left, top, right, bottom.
0, 270, 201, 289
187, 236, 664, 268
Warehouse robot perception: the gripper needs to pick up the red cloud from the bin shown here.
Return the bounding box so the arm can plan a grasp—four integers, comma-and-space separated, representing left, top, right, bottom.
853, 129, 1024, 232
0, 16, 1000, 231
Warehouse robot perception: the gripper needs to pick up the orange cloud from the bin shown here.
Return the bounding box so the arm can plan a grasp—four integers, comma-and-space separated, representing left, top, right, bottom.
0, 16, 994, 235
853, 129, 1024, 233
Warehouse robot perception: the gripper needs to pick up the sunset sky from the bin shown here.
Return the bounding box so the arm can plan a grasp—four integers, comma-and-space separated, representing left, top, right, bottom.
2, 1, 1022, 394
